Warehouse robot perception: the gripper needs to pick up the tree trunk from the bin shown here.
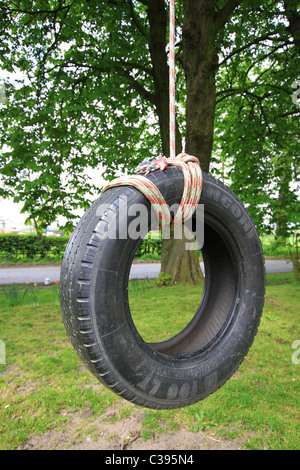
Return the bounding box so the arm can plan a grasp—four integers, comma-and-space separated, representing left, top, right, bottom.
159, 1, 217, 284
275, 169, 291, 239
33, 218, 45, 258
148, 0, 200, 285
183, 0, 217, 173
148, 0, 219, 285
160, 230, 203, 285
284, 0, 300, 50
292, 233, 299, 282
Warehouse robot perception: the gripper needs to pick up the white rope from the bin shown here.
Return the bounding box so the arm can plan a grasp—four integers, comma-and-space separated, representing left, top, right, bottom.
169, 0, 176, 159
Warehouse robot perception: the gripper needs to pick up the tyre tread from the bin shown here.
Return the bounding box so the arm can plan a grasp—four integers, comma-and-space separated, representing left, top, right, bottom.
60, 171, 265, 409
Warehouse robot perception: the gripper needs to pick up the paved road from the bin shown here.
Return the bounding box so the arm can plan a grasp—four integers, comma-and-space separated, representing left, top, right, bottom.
0, 259, 293, 285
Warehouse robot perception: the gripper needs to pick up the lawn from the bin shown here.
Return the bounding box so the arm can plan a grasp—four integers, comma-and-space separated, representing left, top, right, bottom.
0, 273, 299, 450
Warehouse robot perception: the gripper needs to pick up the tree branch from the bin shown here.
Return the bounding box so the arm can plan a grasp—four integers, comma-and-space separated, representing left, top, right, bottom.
118, 59, 154, 77
8, 4, 69, 16
279, 110, 300, 119
65, 61, 155, 105
127, 0, 150, 39
219, 33, 286, 66
216, 87, 264, 104
122, 69, 156, 104
244, 42, 292, 77
215, 0, 241, 31
135, 0, 149, 5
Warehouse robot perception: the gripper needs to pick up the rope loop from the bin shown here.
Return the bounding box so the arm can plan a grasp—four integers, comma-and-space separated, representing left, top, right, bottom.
101, 153, 202, 228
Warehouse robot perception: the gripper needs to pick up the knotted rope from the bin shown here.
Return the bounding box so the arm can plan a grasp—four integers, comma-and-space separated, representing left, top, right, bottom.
100, 153, 202, 228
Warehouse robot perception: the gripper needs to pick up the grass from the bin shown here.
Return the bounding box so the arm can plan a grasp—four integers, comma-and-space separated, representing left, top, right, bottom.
128, 279, 204, 343
0, 273, 299, 450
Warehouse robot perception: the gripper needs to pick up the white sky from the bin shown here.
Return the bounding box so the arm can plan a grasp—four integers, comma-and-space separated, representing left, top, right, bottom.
0, 199, 27, 230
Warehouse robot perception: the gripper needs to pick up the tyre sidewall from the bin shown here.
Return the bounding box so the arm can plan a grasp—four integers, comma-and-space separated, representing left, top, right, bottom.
82, 173, 265, 408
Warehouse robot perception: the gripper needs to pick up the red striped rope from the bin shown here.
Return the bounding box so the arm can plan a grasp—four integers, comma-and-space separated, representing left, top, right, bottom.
169, 0, 176, 159
101, 153, 202, 228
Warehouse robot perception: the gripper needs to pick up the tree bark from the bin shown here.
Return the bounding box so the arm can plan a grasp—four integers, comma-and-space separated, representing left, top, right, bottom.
160, 230, 203, 285
183, 0, 217, 173
284, 0, 300, 49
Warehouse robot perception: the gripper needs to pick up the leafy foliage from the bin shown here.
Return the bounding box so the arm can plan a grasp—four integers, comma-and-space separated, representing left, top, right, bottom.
212, 1, 300, 235
0, 0, 160, 230
0, 0, 299, 236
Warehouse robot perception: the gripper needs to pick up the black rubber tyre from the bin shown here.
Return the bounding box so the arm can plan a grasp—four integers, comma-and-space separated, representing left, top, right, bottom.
60, 169, 265, 409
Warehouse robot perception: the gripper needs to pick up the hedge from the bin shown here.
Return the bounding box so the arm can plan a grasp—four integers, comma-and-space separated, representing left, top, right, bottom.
0, 233, 69, 259
0, 233, 163, 260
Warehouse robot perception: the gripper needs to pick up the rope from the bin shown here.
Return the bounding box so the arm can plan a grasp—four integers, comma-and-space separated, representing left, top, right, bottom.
169, 0, 176, 159
100, 153, 202, 228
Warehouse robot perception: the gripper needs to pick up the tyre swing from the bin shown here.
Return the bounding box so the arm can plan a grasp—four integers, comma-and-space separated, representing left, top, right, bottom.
60, 1, 265, 410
